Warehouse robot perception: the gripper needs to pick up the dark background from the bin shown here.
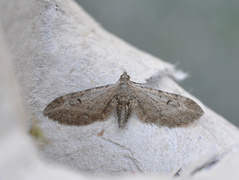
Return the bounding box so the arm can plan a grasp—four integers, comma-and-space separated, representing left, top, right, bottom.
75, 0, 239, 127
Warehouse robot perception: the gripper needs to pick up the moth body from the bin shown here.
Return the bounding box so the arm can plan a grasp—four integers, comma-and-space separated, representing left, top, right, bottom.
116, 77, 133, 128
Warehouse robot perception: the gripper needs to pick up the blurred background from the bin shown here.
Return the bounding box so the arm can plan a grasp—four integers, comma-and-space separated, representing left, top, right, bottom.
76, 0, 239, 127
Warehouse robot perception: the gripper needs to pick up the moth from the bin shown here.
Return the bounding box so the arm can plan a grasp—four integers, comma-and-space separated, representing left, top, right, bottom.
44, 72, 204, 128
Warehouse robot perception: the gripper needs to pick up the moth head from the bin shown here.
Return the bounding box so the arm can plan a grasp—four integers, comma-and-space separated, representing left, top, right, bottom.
120, 71, 130, 81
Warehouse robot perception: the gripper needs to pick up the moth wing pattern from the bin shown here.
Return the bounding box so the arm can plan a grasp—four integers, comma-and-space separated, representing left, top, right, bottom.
43, 84, 117, 126
131, 84, 204, 127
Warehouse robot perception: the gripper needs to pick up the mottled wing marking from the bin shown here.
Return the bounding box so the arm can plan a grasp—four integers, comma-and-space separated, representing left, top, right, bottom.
131, 85, 204, 126
43, 84, 117, 125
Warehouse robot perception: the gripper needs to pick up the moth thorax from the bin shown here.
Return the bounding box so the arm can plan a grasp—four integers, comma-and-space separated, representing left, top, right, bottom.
117, 95, 131, 104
